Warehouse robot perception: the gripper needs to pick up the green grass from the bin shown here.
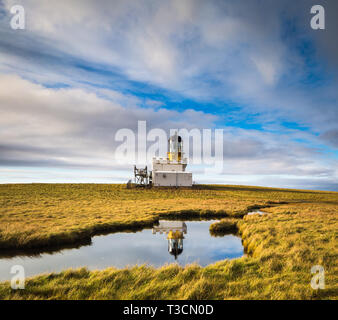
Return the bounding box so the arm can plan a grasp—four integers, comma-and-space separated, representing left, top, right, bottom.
209, 218, 238, 236
0, 184, 337, 299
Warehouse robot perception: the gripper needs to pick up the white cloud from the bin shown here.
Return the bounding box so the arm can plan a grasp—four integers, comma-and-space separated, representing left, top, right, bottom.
0, 74, 218, 168
251, 57, 278, 86
0, 74, 336, 188
1, 0, 336, 131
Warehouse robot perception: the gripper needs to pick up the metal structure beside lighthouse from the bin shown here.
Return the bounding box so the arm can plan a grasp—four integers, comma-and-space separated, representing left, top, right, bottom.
152, 132, 192, 187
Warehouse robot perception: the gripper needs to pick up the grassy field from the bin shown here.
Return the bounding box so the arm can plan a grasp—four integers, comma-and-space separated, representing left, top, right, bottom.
0, 183, 337, 299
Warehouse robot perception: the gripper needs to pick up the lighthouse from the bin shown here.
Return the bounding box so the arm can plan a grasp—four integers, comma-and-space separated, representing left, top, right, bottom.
152, 132, 193, 187
152, 220, 187, 260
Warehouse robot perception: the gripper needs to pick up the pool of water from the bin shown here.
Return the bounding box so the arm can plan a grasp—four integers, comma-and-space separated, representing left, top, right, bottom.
0, 220, 244, 281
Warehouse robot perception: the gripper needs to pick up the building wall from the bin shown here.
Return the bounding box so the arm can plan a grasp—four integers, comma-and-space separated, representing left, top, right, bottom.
152, 221, 187, 234
152, 162, 187, 172
153, 171, 192, 187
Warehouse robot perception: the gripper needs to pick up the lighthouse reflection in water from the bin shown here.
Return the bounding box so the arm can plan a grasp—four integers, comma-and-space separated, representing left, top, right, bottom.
152, 221, 187, 259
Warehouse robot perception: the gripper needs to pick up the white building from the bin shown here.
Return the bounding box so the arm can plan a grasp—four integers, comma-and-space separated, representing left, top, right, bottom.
152, 133, 193, 187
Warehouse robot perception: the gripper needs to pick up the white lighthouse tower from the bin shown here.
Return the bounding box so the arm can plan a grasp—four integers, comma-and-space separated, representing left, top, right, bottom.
151, 132, 192, 187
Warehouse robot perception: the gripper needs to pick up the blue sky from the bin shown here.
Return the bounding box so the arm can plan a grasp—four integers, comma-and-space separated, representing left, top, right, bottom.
0, 0, 337, 190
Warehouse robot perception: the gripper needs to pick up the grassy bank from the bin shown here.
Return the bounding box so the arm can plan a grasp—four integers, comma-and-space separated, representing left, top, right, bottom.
0, 184, 337, 299
209, 218, 238, 236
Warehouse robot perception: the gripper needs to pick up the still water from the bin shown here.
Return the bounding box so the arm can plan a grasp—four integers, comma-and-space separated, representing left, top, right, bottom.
0, 220, 243, 281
